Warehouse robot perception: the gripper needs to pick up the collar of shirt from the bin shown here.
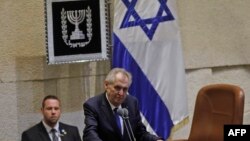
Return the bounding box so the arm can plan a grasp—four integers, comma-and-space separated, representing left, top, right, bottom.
105, 93, 122, 111
42, 120, 60, 134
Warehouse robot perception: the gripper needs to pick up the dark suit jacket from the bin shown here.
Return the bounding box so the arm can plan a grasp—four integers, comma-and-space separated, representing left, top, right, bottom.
83, 92, 161, 141
21, 121, 81, 141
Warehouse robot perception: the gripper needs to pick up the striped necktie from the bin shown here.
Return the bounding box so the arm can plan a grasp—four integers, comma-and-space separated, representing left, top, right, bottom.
51, 128, 58, 141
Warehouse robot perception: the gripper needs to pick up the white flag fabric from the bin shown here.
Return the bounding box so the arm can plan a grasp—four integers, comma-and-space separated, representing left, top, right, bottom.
112, 0, 188, 139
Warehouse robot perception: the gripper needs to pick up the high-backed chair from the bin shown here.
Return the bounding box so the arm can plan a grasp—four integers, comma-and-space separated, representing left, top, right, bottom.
172, 84, 245, 141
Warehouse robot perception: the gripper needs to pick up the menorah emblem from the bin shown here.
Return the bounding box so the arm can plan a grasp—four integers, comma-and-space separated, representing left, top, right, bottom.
61, 7, 93, 48
67, 10, 85, 40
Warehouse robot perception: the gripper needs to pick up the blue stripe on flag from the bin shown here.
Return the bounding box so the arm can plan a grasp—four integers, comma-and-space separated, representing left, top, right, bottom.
112, 33, 174, 139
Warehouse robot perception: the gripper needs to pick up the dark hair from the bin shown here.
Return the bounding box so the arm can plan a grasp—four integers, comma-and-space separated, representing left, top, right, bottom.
42, 95, 60, 108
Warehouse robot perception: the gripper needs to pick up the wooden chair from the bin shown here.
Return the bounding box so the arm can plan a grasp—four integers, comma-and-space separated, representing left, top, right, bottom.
172, 84, 245, 141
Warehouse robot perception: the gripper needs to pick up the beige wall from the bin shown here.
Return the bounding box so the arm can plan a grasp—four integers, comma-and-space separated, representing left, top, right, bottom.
0, 0, 249, 141
173, 0, 250, 139
178, 0, 250, 68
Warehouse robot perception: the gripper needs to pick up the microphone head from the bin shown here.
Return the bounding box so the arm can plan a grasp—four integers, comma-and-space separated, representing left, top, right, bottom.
117, 108, 124, 117
123, 108, 129, 118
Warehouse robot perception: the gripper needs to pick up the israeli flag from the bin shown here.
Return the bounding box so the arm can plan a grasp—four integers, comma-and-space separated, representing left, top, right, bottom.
112, 0, 188, 139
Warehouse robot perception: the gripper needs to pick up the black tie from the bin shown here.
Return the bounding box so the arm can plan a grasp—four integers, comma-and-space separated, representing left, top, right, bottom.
51, 128, 58, 141
114, 108, 122, 133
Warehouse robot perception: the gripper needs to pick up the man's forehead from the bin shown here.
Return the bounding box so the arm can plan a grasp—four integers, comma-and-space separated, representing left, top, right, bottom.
44, 99, 60, 105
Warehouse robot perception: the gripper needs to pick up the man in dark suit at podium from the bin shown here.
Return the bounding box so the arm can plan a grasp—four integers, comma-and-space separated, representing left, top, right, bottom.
83, 68, 163, 141
21, 95, 81, 141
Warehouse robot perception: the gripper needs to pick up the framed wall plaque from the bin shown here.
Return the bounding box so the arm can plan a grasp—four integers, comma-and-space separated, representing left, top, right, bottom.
45, 0, 110, 64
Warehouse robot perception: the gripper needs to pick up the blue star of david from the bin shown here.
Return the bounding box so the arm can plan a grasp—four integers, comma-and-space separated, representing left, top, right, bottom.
120, 0, 175, 40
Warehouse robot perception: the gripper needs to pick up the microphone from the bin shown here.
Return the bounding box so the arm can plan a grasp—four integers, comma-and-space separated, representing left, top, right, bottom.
117, 108, 136, 141
117, 108, 125, 118
123, 108, 129, 118
117, 108, 132, 140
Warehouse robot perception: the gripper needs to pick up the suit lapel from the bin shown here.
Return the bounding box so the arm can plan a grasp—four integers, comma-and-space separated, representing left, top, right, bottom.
37, 122, 52, 141
100, 93, 123, 137
59, 123, 67, 141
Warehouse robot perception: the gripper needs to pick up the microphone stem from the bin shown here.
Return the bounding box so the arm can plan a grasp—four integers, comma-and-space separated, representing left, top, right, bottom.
122, 119, 133, 141
125, 118, 136, 141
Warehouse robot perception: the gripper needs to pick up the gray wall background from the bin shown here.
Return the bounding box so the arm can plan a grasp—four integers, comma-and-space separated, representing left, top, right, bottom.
0, 0, 249, 140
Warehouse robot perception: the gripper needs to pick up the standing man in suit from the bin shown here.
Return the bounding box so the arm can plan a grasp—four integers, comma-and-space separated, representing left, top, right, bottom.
21, 95, 81, 141
83, 68, 163, 141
